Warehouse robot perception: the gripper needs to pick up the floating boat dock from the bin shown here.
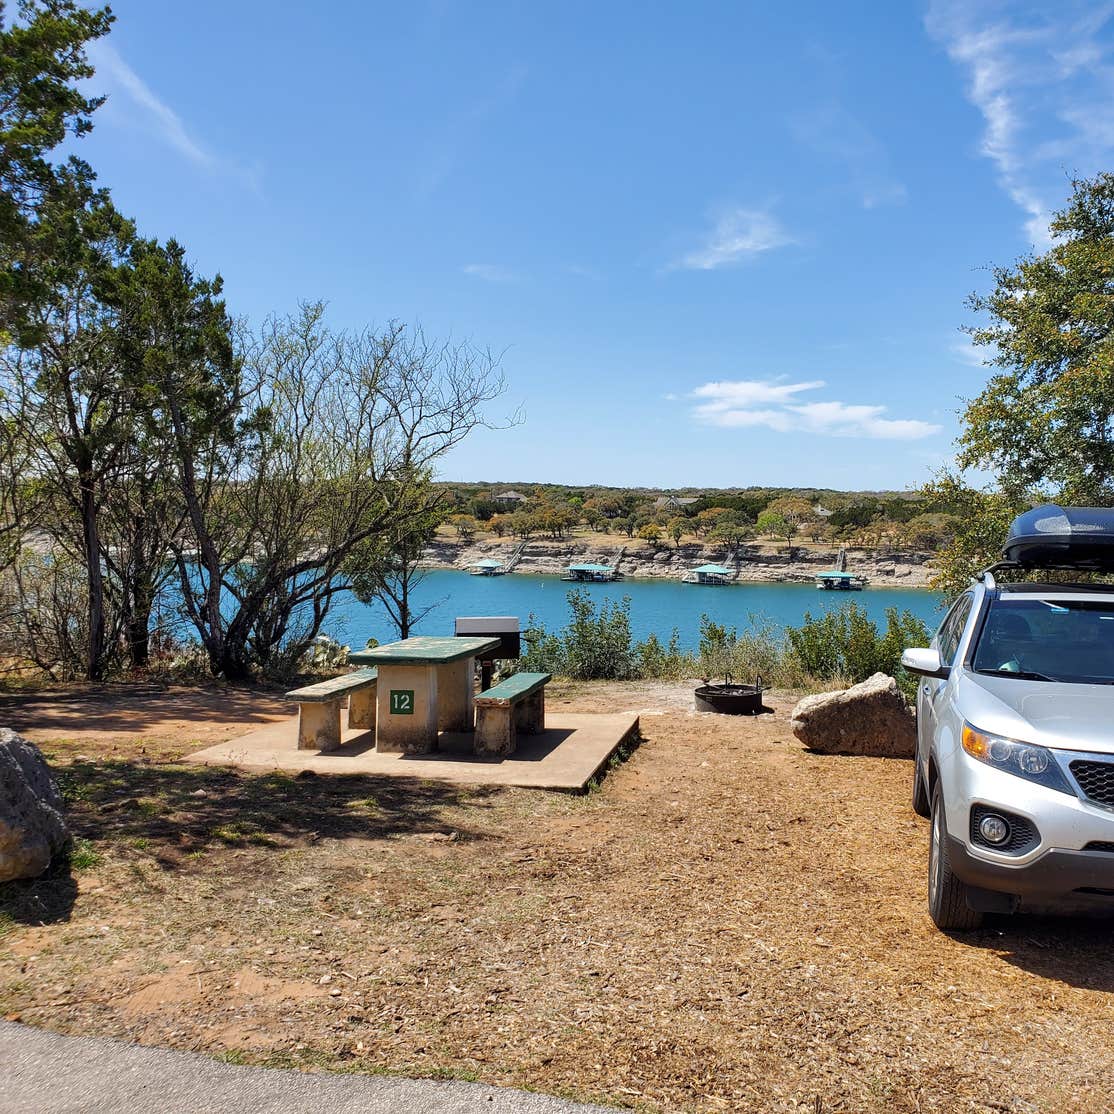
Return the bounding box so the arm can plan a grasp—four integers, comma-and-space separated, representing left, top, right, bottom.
563, 563, 622, 582
684, 563, 733, 585
815, 570, 867, 591
469, 558, 506, 576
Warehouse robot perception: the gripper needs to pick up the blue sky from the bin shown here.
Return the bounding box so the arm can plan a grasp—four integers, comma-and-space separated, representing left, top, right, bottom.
72, 1, 1114, 491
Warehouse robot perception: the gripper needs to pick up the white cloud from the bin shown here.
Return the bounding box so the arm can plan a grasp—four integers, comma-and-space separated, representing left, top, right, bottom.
925, 1, 1114, 246
673, 207, 794, 271
461, 263, 518, 282
950, 335, 988, 366
691, 378, 824, 417
791, 103, 907, 209
689, 379, 940, 441
89, 42, 214, 168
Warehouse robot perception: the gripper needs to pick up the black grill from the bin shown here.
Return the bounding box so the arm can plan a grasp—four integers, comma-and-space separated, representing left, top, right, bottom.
1084, 841, 1114, 853
1069, 760, 1114, 807
970, 806, 1040, 854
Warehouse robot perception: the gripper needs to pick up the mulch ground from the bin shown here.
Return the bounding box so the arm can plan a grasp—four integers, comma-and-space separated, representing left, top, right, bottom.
2, 680, 1113, 1113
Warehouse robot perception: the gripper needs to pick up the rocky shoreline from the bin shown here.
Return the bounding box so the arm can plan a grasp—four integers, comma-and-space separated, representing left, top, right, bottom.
421, 537, 934, 588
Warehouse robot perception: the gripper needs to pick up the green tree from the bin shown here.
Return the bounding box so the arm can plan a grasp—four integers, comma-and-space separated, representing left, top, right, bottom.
667, 517, 686, 547
960, 173, 1114, 503
922, 475, 1022, 599
107, 237, 241, 669
509, 509, 537, 539
170, 307, 503, 678
757, 497, 813, 557
348, 485, 445, 640
0, 1, 113, 309
708, 511, 753, 553
448, 513, 477, 541
1, 177, 136, 679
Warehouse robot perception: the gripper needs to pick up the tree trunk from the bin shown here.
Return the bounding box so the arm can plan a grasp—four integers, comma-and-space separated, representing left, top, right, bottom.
80, 477, 108, 681
125, 573, 154, 670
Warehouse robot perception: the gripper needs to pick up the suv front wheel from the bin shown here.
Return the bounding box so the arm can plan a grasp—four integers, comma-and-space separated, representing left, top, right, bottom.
928, 787, 982, 931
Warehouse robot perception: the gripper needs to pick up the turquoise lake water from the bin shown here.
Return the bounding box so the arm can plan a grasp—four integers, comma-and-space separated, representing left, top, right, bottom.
324, 570, 944, 651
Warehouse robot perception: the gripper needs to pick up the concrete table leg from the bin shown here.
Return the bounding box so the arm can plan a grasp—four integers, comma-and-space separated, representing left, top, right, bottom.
436, 657, 475, 732
348, 685, 377, 730
298, 701, 341, 751
475, 705, 515, 758
375, 664, 439, 754
516, 689, 545, 735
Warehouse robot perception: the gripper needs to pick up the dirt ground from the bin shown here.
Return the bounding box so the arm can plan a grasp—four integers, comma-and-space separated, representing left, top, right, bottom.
2, 680, 1113, 1113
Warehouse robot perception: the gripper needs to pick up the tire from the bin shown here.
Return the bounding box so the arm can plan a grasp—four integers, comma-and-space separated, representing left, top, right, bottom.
912, 759, 930, 818
927, 787, 983, 931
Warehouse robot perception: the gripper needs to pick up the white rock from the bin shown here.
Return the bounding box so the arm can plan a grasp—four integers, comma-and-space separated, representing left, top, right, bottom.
789, 673, 915, 758
0, 728, 71, 881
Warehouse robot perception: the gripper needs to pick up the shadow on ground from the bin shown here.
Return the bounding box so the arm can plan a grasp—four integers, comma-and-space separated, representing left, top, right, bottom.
961, 911, 1114, 991
58, 761, 501, 861
0, 683, 288, 739
0, 863, 78, 926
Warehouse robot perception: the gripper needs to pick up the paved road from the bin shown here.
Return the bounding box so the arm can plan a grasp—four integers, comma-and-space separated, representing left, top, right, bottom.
0, 1023, 614, 1113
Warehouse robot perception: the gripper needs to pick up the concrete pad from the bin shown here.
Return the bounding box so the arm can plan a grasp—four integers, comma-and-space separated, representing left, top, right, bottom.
183, 712, 640, 792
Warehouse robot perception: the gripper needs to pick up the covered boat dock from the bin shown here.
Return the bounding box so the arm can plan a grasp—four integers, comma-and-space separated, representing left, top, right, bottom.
815, 570, 867, 591
469, 558, 505, 576
563, 563, 620, 582
685, 563, 733, 585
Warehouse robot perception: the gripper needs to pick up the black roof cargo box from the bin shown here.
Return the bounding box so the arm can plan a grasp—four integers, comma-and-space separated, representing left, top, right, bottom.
1003, 505, 1114, 569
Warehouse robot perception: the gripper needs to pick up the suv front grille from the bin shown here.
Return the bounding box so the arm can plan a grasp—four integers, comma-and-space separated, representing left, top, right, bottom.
1069, 760, 1114, 808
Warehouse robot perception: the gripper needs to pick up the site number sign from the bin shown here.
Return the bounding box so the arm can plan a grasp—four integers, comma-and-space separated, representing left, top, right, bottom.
389, 689, 414, 715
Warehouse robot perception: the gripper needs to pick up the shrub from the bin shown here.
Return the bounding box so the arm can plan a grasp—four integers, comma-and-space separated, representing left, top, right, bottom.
698, 613, 805, 688
562, 590, 637, 679
786, 603, 928, 699
636, 630, 690, 679
520, 596, 926, 694
521, 591, 690, 680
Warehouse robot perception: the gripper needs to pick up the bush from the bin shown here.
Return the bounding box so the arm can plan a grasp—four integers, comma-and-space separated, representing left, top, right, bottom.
519, 595, 926, 695
521, 591, 692, 680
697, 613, 806, 688
635, 630, 690, 679
785, 603, 928, 699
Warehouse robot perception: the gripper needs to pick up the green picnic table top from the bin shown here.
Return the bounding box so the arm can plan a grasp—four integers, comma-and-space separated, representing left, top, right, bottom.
348, 635, 501, 667
285, 667, 378, 702
474, 671, 551, 705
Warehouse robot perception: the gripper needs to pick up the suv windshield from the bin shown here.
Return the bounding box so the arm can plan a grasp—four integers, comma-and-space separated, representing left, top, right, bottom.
972, 596, 1114, 684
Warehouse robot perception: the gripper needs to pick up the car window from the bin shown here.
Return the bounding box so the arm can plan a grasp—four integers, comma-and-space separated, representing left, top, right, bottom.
972, 597, 1114, 683
938, 594, 973, 666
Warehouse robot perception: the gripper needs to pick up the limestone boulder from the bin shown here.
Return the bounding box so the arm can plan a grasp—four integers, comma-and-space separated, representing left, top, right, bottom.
790, 672, 915, 758
0, 728, 71, 881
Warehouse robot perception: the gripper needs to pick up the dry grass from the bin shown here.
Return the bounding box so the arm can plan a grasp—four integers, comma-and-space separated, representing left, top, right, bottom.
2, 680, 1113, 1113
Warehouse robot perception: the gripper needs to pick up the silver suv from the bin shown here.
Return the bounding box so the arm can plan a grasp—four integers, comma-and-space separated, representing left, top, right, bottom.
903, 518, 1114, 929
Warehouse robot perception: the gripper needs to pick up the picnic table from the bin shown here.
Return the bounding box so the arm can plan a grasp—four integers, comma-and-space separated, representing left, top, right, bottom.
348, 635, 501, 754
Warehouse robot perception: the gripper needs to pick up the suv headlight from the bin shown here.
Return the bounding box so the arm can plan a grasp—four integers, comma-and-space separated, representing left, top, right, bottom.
961, 724, 1075, 796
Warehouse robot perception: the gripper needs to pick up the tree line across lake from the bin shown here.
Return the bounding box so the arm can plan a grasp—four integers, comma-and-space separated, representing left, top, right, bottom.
430, 484, 956, 554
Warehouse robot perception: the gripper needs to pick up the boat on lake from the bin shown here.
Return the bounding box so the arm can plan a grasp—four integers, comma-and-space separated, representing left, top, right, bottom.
815, 570, 867, 591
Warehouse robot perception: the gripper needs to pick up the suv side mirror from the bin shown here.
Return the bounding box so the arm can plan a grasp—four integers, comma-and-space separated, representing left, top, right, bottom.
901, 647, 950, 679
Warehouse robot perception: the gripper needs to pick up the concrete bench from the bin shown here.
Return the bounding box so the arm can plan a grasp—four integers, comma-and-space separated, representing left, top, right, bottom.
473, 671, 550, 758
285, 668, 378, 752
